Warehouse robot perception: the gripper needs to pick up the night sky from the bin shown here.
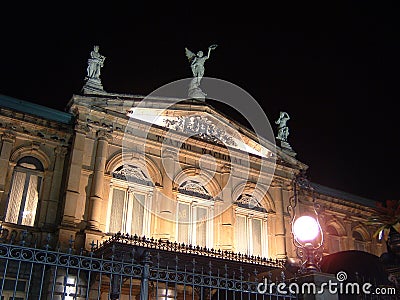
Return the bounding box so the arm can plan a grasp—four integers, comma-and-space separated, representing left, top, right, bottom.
0, 2, 398, 201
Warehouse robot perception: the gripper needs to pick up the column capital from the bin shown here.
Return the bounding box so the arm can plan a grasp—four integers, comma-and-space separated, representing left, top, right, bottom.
55, 146, 68, 157
1, 131, 16, 143
270, 179, 284, 188
97, 129, 113, 142
75, 123, 91, 134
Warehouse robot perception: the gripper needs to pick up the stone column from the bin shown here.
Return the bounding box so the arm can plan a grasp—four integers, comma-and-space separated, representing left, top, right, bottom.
0, 132, 15, 218
219, 164, 234, 251
269, 181, 287, 259
62, 125, 88, 227
88, 130, 112, 230
43, 146, 68, 228
158, 148, 176, 240
60, 125, 89, 246
344, 219, 353, 250
0, 132, 15, 200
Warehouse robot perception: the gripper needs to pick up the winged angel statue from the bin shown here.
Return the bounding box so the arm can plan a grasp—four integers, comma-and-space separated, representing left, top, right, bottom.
185, 44, 218, 86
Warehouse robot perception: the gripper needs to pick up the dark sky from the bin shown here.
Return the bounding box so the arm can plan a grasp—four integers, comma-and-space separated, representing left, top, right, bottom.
0, 2, 399, 201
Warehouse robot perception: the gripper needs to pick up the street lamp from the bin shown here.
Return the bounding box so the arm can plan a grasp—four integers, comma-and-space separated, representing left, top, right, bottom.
288, 171, 324, 274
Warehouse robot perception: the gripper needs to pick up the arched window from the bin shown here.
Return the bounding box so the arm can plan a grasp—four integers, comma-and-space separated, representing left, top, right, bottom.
176, 180, 214, 248
234, 194, 268, 257
353, 231, 367, 252
106, 165, 153, 236
326, 225, 341, 253
5, 156, 44, 226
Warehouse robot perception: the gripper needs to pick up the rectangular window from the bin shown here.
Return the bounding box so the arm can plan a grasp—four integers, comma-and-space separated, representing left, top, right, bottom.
109, 188, 126, 233
235, 215, 248, 254
5, 172, 26, 224
195, 206, 207, 247
176, 201, 213, 248
178, 202, 190, 244
5, 170, 42, 226
107, 185, 151, 237
21, 175, 40, 226
131, 193, 145, 237
252, 218, 262, 257
235, 212, 267, 257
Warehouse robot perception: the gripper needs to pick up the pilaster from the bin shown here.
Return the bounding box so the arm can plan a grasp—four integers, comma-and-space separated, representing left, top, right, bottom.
87, 129, 112, 230
0, 131, 15, 197
269, 180, 287, 259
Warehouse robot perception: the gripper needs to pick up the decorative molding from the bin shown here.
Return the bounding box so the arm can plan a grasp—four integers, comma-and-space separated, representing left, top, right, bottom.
106, 151, 162, 187
235, 194, 266, 212
55, 146, 69, 157
1, 131, 16, 143
112, 165, 153, 186
178, 180, 212, 200
97, 129, 113, 142
0, 121, 70, 145
10, 144, 51, 170
75, 123, 91, 134
164, 116, 237, 146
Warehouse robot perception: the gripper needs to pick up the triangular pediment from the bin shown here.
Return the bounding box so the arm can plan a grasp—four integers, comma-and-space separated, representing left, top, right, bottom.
69, 93, 307, 169
127, 106, 274, 158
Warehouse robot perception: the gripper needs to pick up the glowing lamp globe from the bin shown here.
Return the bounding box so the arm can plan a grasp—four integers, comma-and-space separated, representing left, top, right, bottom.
293, 216, 319, 242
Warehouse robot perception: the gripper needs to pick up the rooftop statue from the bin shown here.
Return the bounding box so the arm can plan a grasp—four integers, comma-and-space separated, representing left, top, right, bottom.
185, 44, 217, 85
185, 44, 217, 100
83, 45, 106, 94
86, 45, 106, 80
275, 111, 290, 142
275, 111, 296, 156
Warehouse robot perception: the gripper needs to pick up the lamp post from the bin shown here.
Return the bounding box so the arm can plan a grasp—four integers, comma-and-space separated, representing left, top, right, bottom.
288, 171, 324, 274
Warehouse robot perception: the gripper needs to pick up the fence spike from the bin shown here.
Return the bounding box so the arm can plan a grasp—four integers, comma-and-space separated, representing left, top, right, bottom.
89, 240, 96, 252
281, 271, 286, 282
68, 235, 74, 253
20, 230, 27, 246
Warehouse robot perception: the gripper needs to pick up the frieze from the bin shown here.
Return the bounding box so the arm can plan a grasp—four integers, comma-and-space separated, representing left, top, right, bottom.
86, 118, 114, 132
164, 116, 237, 147
154, 134, 243, 165
0, 121, 70, 145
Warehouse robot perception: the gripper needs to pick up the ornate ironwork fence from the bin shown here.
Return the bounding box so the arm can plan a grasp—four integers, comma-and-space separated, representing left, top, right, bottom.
0, 228, 297, 299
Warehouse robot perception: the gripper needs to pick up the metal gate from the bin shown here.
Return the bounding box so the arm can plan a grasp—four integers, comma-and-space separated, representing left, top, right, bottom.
0, 227, 297, 299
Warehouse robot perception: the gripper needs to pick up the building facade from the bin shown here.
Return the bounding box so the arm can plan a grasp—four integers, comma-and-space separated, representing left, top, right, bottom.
0, 52, 390, 298
0, 89, 385, 259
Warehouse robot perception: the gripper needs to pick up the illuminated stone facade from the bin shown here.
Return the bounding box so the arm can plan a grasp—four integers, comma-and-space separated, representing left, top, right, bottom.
0, 91, 386, 265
